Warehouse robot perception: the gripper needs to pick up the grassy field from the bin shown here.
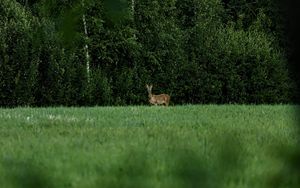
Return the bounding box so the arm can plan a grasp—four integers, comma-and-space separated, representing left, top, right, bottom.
0, 105, 299, 188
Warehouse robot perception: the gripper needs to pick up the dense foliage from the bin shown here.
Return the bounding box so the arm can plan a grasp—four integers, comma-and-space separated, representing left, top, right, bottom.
0, 0, 295, 106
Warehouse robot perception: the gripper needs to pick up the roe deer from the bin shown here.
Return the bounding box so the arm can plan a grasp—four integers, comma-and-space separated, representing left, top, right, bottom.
146, 84, 170, 106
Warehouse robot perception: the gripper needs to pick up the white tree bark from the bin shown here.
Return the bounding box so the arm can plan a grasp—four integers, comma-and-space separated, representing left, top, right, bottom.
82, 0, 90, 83
131, 0, 136, 39
131, 0, 135, 14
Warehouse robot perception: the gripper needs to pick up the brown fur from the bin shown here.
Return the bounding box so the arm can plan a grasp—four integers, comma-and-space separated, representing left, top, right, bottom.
146, 84, 170, 106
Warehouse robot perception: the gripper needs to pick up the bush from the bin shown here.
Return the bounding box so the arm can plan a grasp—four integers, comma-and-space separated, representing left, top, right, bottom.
0, 1, 39, 106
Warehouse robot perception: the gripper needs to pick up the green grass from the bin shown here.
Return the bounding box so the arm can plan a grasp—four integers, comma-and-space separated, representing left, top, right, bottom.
0, 105, 299, 188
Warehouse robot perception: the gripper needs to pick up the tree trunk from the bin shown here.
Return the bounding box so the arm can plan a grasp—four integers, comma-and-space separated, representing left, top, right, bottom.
82, 0, 90, 83
131, 0, 136, 40
131, 0, 135, 14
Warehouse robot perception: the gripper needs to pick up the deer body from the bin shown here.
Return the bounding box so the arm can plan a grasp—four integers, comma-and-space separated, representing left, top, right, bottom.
146, 84, 170, 106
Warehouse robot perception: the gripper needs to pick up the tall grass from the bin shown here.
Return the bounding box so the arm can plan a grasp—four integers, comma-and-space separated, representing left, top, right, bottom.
0, 105, 298, 188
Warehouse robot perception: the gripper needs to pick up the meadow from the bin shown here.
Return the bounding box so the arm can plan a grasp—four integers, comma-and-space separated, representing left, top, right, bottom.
0, 105, 298, 188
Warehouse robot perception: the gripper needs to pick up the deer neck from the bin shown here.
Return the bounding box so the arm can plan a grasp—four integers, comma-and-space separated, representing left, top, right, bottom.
148, 93, 153, 99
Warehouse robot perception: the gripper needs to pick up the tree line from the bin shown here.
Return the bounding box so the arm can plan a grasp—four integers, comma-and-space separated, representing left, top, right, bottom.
0, 0, 296, 107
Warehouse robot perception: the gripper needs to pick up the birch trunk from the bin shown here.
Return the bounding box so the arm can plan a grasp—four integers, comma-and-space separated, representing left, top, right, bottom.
82, 0, 90, 83
131, 0, 136, 39
131, 0, 135, 14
